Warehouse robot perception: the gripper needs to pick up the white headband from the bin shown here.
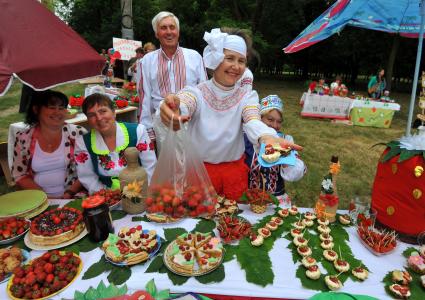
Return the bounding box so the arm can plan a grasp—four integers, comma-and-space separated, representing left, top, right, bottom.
203, 28, 247, 70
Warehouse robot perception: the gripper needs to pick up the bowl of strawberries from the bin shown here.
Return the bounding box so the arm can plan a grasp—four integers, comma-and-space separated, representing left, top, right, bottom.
217, 215, 251, 244
0, 217, 30, 245
7, 250, 82, 299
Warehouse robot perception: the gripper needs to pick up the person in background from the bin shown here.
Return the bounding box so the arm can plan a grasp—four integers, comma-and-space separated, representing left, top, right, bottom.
245, 95, 306, 199
127, 47, 144, 82
330, 76, 342, 94
159, 28, 302, 201
136, 11, 207, 148
75, 93, 156, 194
368, 68, 386, 99
11, 90, 86, 199
143, 42, 156, 54
308, 77, 328, 94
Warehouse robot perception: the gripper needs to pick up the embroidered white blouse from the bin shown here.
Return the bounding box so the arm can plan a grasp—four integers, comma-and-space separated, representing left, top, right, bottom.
74, 123, 157, 194
177, 79, 276, 164
136, 46, 207, 131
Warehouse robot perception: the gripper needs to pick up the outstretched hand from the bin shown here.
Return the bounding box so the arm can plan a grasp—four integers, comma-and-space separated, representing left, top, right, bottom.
260, 135, 303, 151
159, 94, 190, 131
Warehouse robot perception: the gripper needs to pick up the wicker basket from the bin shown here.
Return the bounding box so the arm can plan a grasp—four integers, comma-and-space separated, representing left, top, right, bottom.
121, 196, 146, 214
250, 203, 267, 214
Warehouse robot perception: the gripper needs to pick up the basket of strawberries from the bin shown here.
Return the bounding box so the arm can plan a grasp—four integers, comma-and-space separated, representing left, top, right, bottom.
217, 215, 251, 244
240, 188, 279, 214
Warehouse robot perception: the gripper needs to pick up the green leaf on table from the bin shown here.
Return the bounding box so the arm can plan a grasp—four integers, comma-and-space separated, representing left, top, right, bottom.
236, 238, 273, 286
96, 281, 107, 294
145, 255, 164, 273
65, 198, 83, 211
111, 210, 127, 220
107, 265, 132, 285
60, 244, 80, 255
223, 244, 237, 262
195, 264, 225, 284
163, 227, 187, 241
145, 278, 157, 296
403, 247, 418, 258
74, 290, 85, 300
295, 265, 327, 291
47, 204, 59, 210
73, 235, 102, 253
132, 215, 151, 222
193, 218, 216, 233
82, 256, 111, 280
84, 287, 100, 300
156, 289, 171, 300
166, 269, 189, 285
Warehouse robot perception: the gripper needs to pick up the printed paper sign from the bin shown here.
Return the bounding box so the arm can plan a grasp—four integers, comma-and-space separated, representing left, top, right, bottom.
112, 37, 142, 60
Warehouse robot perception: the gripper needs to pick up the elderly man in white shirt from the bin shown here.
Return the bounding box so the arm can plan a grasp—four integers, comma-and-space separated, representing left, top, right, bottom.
136, 11, 207, 148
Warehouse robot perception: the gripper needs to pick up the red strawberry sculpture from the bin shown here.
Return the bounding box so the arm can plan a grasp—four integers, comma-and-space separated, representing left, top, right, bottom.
68, 94, 84, 108
9, 250, 81, 299
146, 183, 216, 218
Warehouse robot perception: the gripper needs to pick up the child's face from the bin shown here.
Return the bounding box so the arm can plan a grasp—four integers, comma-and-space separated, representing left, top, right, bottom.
261, 109, 283, 132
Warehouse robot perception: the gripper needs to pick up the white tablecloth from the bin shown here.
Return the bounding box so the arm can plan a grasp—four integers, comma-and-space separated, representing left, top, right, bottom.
300, 93, 353, 119
0, 200, 412, 300
7, 107, 137, 169
351, 99, 401, 111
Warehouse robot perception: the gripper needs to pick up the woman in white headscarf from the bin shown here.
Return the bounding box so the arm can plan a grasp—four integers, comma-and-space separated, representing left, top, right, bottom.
159, 28, 303, 201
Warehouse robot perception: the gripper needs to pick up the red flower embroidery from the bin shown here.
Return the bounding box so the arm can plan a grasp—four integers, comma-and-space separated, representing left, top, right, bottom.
136, 142, 148, 151
118, 157, 127, 167
106, 161, 115, 169
149, 142, 155, 151
75, 152, 88, 164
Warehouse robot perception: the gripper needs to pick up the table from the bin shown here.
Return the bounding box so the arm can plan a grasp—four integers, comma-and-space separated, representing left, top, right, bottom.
7, 106, 138, 168
349, 100, 401, 128
300, 93, 353, 120
0, 200, 413, 300
78, 76, 125, 85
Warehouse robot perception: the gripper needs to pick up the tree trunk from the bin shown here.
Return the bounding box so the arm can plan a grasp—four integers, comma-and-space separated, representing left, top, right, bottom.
386, 35, 400, 91
251, 0, 265, 34
231, 0, 242, 21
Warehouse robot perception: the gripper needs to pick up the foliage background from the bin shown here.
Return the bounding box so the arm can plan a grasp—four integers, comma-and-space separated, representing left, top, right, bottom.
56, 0, 423, 89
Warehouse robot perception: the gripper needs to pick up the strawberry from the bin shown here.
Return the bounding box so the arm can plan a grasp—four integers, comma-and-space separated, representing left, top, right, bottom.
171, 197, 181, 207
49, 254, 59, 264
2, 229, 11, 239
32, 290, 42, 299
25, 273, 37, 285
41, 287, 51, 297
43, 263, 54, 274
14, 267, 25, 278
36, 271, 46, 283
42, 252, 51, 261
58, 271, 67, 280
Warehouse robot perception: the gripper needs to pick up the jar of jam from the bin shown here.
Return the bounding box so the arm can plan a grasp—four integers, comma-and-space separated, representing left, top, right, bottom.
82, 195, 114, 242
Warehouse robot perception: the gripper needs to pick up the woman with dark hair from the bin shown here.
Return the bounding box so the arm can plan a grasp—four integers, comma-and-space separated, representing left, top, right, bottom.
11, 90, 86, 198
75, 93, 156, 194
368, 68, 386, 99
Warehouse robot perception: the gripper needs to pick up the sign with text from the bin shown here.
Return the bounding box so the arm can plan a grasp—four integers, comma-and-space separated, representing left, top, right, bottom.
112, 37, 142, 61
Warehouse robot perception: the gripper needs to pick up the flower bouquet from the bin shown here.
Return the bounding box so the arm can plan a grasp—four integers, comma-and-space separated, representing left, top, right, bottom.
121, 180, 146, 214
315, 156, 340, 222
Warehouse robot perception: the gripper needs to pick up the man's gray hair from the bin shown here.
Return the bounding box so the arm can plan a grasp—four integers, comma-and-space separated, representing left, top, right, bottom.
152, 11, 180, 34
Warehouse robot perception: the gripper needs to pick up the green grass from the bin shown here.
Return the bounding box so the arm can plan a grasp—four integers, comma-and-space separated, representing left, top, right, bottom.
254, 79, 412, 209
0, 79, 417, 209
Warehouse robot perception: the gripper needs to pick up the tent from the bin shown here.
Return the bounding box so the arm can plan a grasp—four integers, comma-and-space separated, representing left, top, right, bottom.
283, 0, 425, 135
0, 0, 105, 96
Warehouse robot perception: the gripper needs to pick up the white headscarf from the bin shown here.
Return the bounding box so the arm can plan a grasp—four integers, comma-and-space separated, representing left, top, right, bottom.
203, 28, 247, 70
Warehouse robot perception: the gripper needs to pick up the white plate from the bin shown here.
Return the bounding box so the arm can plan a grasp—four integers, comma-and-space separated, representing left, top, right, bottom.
24, 228, 88, 251
0, 249, 30, 284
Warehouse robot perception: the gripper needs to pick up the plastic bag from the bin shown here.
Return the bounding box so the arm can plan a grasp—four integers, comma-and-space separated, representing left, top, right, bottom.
146, 117, 216, 218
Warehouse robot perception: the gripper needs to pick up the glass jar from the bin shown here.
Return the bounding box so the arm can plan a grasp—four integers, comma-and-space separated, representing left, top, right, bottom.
82, 196, 114, 242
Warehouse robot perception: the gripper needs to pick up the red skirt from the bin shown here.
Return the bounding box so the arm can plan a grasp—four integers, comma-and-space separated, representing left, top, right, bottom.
204, 156, 248, 201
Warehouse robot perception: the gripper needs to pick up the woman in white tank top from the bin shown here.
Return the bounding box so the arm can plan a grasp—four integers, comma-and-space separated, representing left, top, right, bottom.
11, 90, 87, 198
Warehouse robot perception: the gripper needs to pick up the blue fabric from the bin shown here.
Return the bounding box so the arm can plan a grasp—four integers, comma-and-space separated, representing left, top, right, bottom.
284, 0, 424, 53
